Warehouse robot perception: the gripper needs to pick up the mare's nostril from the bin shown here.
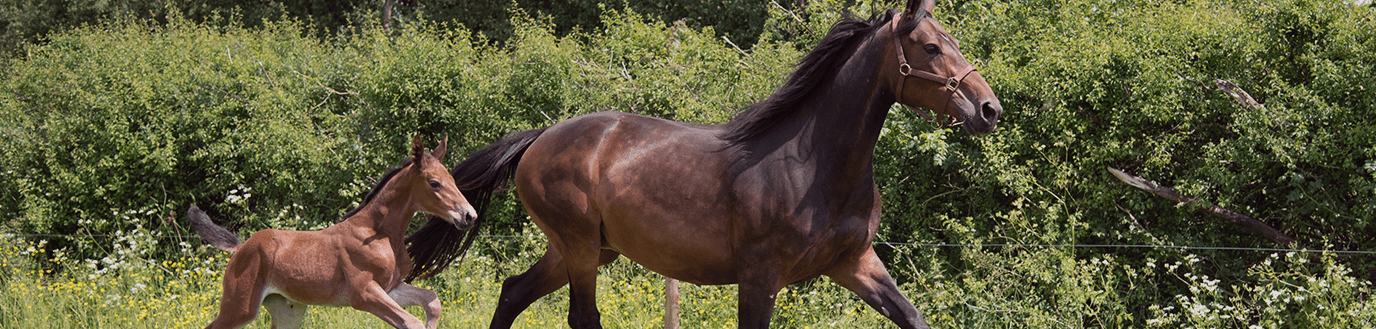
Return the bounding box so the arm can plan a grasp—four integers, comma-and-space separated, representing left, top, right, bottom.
981, 101, 1002, 123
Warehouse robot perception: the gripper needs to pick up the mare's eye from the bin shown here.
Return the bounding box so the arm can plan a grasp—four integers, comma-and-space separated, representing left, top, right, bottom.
924, 44, 941, 55
429, 181, 442, 189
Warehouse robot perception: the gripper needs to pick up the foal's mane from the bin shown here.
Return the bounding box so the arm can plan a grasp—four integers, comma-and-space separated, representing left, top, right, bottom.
719, 11, 912, 144
338, 158, 414, 223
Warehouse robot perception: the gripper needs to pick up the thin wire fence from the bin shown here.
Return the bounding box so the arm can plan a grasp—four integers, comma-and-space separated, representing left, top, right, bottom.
4, 233, 1373, 255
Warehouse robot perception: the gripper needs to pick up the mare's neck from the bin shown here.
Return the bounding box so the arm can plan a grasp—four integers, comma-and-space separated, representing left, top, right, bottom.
757, 32, 895, 186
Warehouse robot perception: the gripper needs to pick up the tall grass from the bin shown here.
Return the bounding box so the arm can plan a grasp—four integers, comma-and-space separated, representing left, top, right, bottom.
3, 223, 1371, 328
0, 223, 890, 328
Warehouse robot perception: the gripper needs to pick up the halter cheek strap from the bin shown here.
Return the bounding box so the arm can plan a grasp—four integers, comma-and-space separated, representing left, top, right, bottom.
892, 17, 977, 126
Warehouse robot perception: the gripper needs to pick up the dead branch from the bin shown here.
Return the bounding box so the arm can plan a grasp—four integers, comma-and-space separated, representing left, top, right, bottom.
1214, 79, 1265, 111
1108, 167, 1296, 245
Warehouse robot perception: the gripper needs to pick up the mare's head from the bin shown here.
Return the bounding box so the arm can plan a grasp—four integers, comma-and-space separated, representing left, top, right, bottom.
888, 0, 1002, 133
401, 136, 479, 229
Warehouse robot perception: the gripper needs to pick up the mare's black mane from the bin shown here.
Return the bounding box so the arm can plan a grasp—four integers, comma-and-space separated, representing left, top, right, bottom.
719, 10, 918, 144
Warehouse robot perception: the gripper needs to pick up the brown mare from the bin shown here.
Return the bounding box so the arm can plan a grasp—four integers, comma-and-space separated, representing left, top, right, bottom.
188, 136, 478, 329
406, 0, 1002, 328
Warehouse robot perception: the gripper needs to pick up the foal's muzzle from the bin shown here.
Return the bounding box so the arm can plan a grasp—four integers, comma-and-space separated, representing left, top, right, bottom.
445, 207, 479, 230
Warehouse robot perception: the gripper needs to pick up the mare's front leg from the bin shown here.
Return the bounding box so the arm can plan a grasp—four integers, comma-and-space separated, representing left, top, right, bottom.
388, 282, 442, 329
825, 246, 930, 329
737, 264, 783, 328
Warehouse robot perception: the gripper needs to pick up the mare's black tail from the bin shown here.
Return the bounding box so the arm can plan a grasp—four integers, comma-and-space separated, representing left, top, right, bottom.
405, 127, 548, 281
186, 204, 242, 252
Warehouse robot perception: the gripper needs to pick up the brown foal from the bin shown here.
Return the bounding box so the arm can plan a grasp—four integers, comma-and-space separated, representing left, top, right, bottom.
188, 136, 477, 329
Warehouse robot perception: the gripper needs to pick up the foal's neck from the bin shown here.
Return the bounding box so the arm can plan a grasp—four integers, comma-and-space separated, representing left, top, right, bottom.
342, 173, 422, 241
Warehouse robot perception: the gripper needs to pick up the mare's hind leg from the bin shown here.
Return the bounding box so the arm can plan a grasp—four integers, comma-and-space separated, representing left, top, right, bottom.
824, 247, 930, 329
489, 247, 620, 329
563, 246, 604, 329
388, 282, 442, 329
262, 294, 308, 329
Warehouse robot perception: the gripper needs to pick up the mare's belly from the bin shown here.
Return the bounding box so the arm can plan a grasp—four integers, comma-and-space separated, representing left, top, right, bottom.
600, 215, 740, 285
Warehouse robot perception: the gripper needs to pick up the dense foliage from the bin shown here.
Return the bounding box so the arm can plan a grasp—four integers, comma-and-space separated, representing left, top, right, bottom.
1, 0, 1373, 327
0, 0, 782, 56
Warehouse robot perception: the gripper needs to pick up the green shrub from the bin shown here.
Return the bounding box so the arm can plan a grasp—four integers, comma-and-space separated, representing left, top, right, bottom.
2, 0, 1373, 327
868, 0, 1375, 325
2, 17, 364, 260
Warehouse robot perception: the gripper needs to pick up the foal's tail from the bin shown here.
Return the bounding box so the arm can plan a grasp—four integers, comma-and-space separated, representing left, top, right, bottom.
187, 204, 242, 252
405, 127, 548, 281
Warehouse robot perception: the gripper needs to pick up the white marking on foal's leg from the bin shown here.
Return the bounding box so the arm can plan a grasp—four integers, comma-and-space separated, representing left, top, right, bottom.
389, 283, 443, 329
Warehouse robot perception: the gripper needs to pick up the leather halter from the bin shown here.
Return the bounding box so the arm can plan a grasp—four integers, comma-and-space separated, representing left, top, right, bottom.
891, 16, 977, 125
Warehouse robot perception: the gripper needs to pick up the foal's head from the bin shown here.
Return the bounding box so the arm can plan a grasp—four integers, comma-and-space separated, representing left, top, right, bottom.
889, 0, 1002, 133
401, 136, 478, 229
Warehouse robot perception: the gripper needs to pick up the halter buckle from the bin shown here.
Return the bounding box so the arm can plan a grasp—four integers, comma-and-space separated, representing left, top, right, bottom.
898, 63, 913, 77
946, 77, 960, 90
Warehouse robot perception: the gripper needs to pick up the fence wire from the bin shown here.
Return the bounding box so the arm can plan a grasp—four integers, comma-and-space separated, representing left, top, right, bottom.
4, 233, 1373, 255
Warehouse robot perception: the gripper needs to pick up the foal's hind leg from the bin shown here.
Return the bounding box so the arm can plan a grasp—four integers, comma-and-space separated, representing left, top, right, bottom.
388, 282, 442, 329
206, 286, 263, 329
206, 255, 268, 329
490, 247, 620, 329
825, 247, 930, 329
262, 294, 309, 329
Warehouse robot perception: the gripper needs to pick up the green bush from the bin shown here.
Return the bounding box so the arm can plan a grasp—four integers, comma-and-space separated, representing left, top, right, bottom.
1, 17, 370, 259
1, 0, 1373, 327
0, 6, 789, 258
869, 0, 1375, 325
1, 0, 782, 57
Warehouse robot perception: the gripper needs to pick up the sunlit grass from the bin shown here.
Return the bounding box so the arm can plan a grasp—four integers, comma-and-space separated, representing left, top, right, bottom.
3, 232, 1371, 328
0, 233, 892, 328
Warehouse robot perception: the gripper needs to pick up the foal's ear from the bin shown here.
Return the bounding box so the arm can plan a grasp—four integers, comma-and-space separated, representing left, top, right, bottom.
433, 135, 449, 161
411, 135, 425, 162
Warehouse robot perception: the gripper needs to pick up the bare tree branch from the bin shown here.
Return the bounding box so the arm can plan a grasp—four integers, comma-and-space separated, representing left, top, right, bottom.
1214, 79, 1265, 111
1108, 167, 1296, 245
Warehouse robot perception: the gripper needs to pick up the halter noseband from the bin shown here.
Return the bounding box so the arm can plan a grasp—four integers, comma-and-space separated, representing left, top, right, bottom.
891, 16, 977, 125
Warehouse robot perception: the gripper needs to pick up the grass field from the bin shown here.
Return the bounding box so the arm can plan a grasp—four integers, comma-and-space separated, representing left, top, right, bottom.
2, 225, 1371, 328
0, 227, 901, 328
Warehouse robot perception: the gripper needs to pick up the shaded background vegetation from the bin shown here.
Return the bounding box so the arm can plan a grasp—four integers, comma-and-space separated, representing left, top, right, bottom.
0, 0, 784, 55
1, 0, 1373, 326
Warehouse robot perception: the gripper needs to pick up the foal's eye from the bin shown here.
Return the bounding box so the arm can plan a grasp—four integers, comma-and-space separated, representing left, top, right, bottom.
429, 181, 442, 189
923, 44, 941, 55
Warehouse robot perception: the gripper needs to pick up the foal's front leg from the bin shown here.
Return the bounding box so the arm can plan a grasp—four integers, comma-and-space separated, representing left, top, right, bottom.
388, 282, 442, 329
352, 282, 430, 329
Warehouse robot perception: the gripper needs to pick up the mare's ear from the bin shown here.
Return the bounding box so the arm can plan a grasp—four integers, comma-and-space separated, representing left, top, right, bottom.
411, 135, 425, 163
433, 135, 449, 161
906, 0, 934, 16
